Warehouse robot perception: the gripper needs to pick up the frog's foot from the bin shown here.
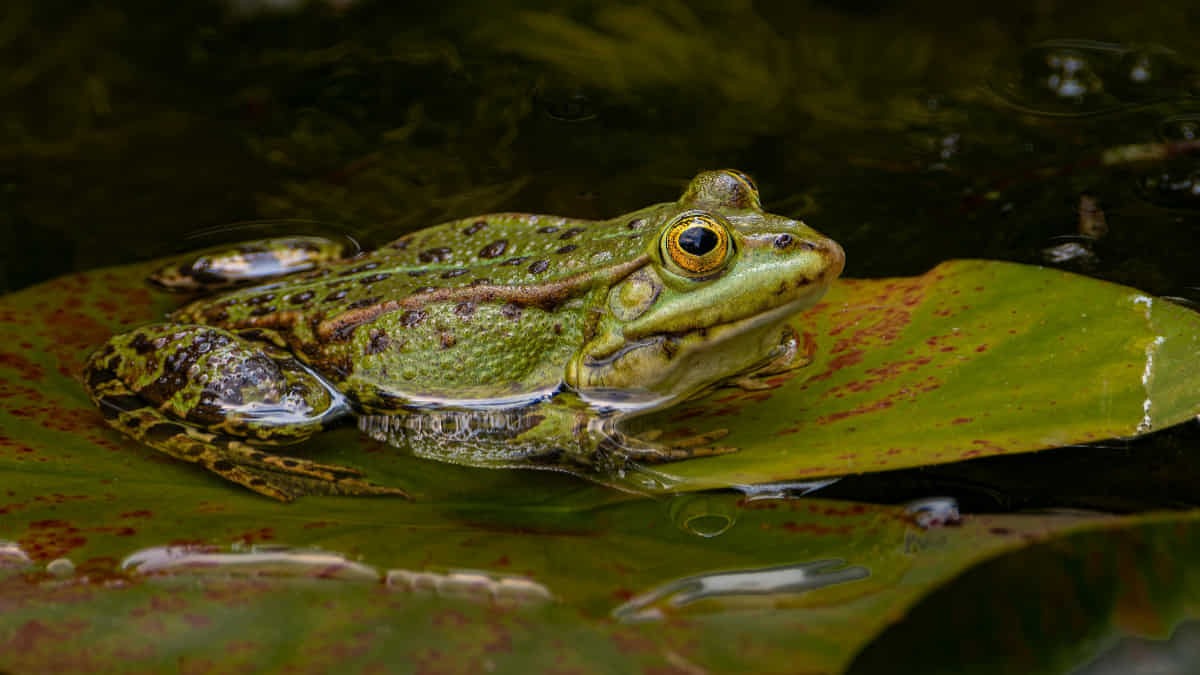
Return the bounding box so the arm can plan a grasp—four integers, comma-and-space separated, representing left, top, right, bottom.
728, 325, 813, 391
93, 385, 408, 502
85, 323, 407, 501
610, 428, 738, 463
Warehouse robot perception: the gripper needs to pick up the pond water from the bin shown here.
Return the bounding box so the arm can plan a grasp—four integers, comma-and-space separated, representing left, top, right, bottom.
4, 1, 1200, 672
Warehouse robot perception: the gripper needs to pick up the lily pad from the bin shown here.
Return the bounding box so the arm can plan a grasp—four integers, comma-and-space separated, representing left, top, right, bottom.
0, 486, 1143, 673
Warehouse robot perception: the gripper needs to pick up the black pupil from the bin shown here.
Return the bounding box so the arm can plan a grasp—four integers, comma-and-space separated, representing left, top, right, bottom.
678, 226, 719, 256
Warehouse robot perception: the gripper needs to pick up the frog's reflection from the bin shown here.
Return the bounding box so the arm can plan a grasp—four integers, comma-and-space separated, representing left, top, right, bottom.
612, 559, 870, 623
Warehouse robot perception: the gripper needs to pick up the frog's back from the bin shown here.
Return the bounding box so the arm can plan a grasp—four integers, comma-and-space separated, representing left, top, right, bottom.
169, 211, 661, 409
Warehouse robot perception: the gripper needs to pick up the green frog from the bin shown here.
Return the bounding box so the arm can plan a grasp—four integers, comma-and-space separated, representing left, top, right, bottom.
83, 170, 844, 501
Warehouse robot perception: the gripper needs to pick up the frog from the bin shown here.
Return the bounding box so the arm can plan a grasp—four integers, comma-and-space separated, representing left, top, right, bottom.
83, 170, 845, 501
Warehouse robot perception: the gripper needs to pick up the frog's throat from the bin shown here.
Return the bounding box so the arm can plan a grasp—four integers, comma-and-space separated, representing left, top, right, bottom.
566, 293, 821, 411
305, 255, 651, 342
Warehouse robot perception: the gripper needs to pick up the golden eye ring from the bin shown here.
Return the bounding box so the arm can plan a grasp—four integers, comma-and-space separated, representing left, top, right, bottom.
661, 214, 732, 276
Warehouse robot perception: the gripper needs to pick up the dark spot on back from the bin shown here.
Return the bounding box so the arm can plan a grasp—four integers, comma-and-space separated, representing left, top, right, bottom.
289, 290, 315, 304
366, 329, 391, 355
245, 294, 276, 306
454, 302, 476, 317
360, 273, 392, 284
462, 220, 487, 236
419, 247, 453, 263
211, 459, 235, 473
627, 218, 646, 230
441, 268, 468, 279
87, 367, 117, 388
131, 333, 156, 355
528, 259, 550, 274
324, 290, 347, 302
501, 256, 529, 266
537, 226, 559, 234
347, 296, 382, 310
556, 244, 578, 255
145, 422, 186, 443
479, 239, 508, 259
559, 227, 586, 240
412, 286, 437, 294
248, 305, 277, 316
401, 310, 427, 327
97, 394, 146, 419
407, 269, 430, 277
501, 303, 523, 321
389, 237, 412, 250
340, 262, 380, 277
773, 234, 794, 250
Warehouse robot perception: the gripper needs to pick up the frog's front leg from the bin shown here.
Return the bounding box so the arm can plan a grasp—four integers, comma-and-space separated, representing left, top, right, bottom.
84, 324, 407, 501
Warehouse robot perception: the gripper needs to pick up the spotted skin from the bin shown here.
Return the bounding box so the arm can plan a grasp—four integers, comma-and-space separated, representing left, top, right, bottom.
83, 170, 845, 501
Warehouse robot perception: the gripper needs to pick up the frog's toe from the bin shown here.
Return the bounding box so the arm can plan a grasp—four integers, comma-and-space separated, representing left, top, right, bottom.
668, 428, 730, 448
214, 444, 409, 501
632, 444, 739, 463
211, 459, 409, 501
613, 428, 738, 464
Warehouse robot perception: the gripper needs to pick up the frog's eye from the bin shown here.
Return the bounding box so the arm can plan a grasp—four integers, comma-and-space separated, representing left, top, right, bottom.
661, 214, 733, 277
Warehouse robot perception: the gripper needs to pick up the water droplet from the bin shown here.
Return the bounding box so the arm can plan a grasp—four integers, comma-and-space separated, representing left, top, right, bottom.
667, 494, 738, 538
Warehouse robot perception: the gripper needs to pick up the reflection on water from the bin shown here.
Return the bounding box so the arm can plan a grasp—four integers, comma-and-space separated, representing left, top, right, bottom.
118, 544, 553, 606
612, 559, 870, 623
122, 545, 380, 580
0, 540, 32, 570
1075, 619, 1200, 675
905, 497, 962, 529
992, 39, 1198, 116
734, 478, 841, 501
386, 569, 553, 606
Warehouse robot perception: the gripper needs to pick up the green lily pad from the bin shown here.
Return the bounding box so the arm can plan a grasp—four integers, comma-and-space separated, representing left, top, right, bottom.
0, 485, 1143, 673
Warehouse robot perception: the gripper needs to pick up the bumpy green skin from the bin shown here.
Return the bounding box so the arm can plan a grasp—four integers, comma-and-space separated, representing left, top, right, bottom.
83, 170, 845, 501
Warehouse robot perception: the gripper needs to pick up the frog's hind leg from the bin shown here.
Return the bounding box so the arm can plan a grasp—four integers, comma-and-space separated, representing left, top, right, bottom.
85, 325, 407, 501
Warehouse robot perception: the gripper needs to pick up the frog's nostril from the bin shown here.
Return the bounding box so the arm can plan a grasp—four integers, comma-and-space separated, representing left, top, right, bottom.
773, 234, 794, 250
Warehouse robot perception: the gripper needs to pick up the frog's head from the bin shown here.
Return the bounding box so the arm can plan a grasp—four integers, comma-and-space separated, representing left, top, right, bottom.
567, 170, 844, 411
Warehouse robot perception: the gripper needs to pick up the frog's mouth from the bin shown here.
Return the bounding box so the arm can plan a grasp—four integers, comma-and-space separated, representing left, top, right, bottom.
592, 292, 813, 368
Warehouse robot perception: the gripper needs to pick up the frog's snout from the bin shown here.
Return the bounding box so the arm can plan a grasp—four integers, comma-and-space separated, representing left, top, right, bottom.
819, 237, 846, 281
